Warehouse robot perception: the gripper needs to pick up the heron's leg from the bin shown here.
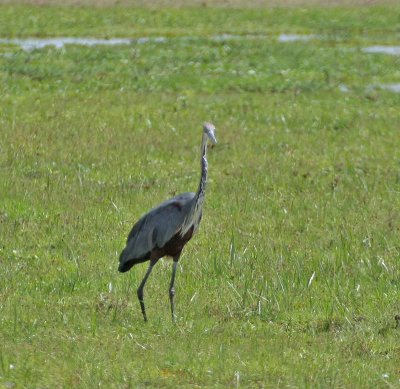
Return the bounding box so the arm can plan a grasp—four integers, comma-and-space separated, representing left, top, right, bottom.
137, 262, 155, 322
169, 257, 179, 322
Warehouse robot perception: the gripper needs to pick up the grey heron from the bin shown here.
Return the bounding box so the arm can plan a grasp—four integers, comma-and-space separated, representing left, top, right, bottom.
119, 122, 217, 322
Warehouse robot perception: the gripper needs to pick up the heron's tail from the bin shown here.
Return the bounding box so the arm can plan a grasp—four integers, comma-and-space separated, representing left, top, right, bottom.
118, 260, 134, 273
118, 249, 134, 272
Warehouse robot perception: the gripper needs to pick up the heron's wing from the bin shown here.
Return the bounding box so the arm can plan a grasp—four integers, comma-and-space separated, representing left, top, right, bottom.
152, 192, 198, 249
120, 192, 195, 263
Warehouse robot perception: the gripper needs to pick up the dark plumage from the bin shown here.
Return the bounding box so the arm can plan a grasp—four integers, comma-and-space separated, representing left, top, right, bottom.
118, 193, 196, 272
118, 123, 217, 322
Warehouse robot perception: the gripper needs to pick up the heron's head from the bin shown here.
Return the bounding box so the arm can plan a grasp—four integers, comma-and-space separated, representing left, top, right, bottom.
203, 122, 217, 145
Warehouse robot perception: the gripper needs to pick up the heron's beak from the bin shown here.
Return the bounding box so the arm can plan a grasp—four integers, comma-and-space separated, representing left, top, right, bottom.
210, 132, 217, 145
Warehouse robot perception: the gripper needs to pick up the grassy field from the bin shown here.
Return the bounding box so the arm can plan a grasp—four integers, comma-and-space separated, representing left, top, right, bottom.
1, 3, 400, 388
0, 0, 399, 7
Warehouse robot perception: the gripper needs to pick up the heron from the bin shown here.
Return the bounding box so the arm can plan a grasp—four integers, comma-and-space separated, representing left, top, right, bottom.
118, 122, 217, 322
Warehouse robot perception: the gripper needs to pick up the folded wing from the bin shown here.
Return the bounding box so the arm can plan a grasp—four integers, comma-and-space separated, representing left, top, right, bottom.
119, 192, 196, 269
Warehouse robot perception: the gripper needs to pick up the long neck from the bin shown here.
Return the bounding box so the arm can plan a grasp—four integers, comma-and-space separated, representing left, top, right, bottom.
180, 132, 209, 236
195, 132, 208, 200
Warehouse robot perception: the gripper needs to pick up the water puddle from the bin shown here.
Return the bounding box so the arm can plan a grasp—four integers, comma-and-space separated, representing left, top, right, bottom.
211, 34, 268, 42
370, 83, 400, 93
277, 33, 316, 42
211, 34, 242, 42
0, 37, 166, 51
134, 37, 167, 44
0, 33, 320, 52
338, 83, 400, 94
338, 84, 350, 93
3, 36, 398, 57
362, 46, 400, 56
212, 33, 315, 43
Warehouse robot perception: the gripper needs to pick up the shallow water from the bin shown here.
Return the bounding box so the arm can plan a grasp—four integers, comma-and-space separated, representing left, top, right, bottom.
338, 83, 400, 94
277, 33, 316, 42
362, 46, 400, 55
0, 37, 167, 51
338, 84, 350, 93
211, 34, 268, 42
2, 36, 398, 63
373, 83, 400, 93
211, 34, 242, 42
0, 33, 320, 52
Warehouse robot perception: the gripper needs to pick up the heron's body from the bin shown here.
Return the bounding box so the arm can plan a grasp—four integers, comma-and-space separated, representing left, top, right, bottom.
118, 192, 198, 272
118, 123, 216, 322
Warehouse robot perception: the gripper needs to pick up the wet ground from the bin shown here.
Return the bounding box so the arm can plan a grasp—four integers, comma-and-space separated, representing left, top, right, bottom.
1, 36, 399, 92
362, 46, 400, 55
0, 34, 317, 50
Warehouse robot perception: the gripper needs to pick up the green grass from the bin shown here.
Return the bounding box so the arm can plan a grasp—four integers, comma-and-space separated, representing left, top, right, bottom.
1, 4, 400, 388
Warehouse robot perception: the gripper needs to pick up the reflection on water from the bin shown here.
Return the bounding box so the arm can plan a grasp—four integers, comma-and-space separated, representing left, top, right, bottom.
362, 46, 400, 55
